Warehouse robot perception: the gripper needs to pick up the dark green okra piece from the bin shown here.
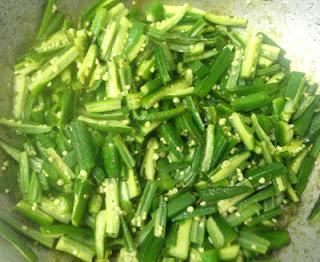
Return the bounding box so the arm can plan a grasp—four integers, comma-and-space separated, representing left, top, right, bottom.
71, 177, 92, 226
195, 47, 234, 97
69, 121, 95, 174
0, 210, 54, 248
56, 236, 95, 262
102, 138, 121, 178
16, 201, 53, 226
0, 219, 37, 262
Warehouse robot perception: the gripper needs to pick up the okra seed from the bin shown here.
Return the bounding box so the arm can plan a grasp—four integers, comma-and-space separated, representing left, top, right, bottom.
218, 118, 227, 126
173, 97, 180, 104
57, 179, 64, 186
228, 206, 236, 213
258, 177, 266, 184
200, 201, 207, 206
251, 244, 257, 250
187, 206, 194, 213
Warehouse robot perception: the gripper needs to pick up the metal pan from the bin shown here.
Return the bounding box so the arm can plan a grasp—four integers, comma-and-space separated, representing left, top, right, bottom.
0, 0, 319, 261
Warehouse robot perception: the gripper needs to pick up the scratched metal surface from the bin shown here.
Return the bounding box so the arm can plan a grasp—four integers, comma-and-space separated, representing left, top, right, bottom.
0, 0, 319, 261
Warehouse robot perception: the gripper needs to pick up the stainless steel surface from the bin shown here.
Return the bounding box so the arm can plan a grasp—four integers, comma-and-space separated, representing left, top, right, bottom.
0, 0, 320, 261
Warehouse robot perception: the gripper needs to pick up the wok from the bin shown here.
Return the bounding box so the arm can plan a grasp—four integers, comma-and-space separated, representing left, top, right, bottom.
0, 0, 319, 261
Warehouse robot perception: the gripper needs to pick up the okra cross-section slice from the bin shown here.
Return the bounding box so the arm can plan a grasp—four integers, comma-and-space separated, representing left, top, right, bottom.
225, 203, 262, 227
209, 152, 251, 183
100, 21, 118, 61
123, 21, 147, 62
238, 231, 270, 255
19, 151, 29, 199
167, 219, 192, 260
39, 196, 72, 224
282, 72, 306, 122
154, 196, 167, 238
104, 178, 120, 238
206, 216, 225, 248
132, 181, 157, 227
29, 47, 78, 93
205, 13, 248, 27
77, 44, 98, 85
229, 112, 255, 151
16, 201, 54, 226
56, 236, 95, 262
44, 147, 75, 183
141, 79, 191, 109
95, 210, 107, 258
152, 4, 189, 34
142, 138, 160, 181
113, 134, 136, 168
240, 33, 263, 79
201, 124, 215, 172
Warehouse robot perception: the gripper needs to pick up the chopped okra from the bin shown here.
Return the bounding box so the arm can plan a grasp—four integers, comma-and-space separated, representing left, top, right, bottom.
0, 0, 320, 261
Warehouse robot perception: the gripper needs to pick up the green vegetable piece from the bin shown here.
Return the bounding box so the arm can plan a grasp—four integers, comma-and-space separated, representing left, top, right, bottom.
195, 47, 234, 97
238, 231, 270, 254
16, 201, 53, 226
167, 219, 192, 260
78, 44, 98, 85
206, 216, 225, 248
105, 178, 120, 238
70, 121, 95, 173
0, 118, 51, 134
56, 236, 95, 262
198, 186, 253, 203
210, 152, 251, 183
153, 4, 189, 34
71, 178, 92, 226
142, 138, 159, 181
95, 210, 107, 258
29, 47, 78, 93
102, 139, 121, 179
113, 135, 136, 168
0, 219, 37, 262
0, 210, 54, 248
205, 13, 247, 27
241, 33, 263, 78
146, 2, 165, 22
229, 112, 255, 150
232, 92, 271, 112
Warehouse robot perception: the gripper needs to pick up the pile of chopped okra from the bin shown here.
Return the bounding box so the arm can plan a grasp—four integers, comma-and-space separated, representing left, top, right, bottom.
0, 0, 320, 261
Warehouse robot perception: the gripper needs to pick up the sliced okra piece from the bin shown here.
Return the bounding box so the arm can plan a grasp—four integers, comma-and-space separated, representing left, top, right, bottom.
142, 138, 160, 181
240, 33, 263, 79
229, 112, 255, 151
132, 181, 157, 227
104, 178, 120, 238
